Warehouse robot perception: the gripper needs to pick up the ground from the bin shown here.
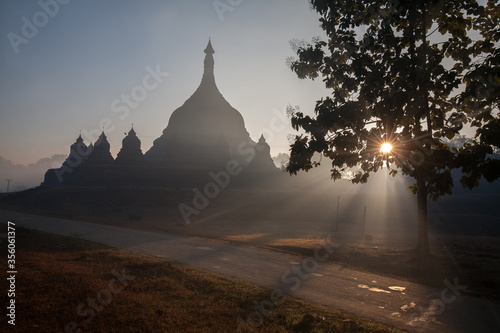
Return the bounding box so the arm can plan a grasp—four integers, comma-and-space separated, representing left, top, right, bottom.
1, 186, 499, 300
0, 223, 404, 332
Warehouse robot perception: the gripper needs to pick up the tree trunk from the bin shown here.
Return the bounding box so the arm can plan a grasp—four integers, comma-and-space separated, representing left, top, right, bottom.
416, 174, 430, 257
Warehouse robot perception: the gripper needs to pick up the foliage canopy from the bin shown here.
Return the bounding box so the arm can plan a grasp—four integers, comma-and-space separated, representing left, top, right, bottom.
287, 0, 499, 196
286, 0, 499, 255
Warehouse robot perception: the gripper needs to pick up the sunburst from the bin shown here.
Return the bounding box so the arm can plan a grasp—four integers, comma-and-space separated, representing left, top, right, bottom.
381, 142, 393, 154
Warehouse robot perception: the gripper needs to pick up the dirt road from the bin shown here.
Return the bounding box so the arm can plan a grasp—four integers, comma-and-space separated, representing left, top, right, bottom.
1, 209, 499, 332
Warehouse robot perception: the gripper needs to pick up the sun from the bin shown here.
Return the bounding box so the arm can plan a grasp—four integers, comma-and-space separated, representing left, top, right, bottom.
381, 142, 393, 154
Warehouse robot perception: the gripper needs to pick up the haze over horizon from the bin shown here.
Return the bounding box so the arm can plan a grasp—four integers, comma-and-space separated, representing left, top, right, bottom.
0, 0, 330, 167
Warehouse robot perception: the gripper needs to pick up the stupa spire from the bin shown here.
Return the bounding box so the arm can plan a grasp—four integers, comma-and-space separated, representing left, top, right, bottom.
205, 38, 214, 55
201, 38, 216, 87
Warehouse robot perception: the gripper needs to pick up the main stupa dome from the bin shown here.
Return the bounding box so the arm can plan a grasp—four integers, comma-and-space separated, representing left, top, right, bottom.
145, 39, 255, 168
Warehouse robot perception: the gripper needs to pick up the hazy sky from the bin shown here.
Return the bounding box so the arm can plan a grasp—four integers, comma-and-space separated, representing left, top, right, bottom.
0, 0, 331, 166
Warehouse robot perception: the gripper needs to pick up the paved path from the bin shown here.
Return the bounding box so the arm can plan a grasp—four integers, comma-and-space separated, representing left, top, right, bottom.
1, 209, 499, 332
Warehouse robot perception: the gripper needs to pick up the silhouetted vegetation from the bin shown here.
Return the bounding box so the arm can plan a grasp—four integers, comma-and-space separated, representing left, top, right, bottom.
287, 0, 500, 256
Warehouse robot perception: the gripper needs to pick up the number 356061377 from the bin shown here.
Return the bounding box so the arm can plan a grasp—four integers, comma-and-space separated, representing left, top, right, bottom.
7, 221, 16, 270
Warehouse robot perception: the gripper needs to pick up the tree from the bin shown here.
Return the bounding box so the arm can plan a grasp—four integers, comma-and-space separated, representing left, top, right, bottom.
455, 0, 500, 188
286, 0, 500, 257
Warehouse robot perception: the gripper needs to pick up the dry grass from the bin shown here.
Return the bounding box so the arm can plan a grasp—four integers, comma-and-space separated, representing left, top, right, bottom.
0, 224, 403, 333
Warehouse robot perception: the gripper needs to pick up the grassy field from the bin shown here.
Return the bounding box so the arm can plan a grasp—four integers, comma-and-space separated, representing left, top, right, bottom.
0, 224, 403, 333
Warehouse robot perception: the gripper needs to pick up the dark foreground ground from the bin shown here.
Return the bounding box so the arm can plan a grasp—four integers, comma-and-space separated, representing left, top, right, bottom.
0, 224, 405, 332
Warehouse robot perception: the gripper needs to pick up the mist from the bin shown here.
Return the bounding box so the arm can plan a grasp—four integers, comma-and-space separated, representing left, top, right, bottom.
0, 154, 65, 192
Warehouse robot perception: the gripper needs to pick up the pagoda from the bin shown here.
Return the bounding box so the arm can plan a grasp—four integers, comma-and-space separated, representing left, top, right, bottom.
115, 127, 145, 165
42, 40, 277, 188
145, 39, 255, 169
84, 132, 114, 166
248, 135, 277, 171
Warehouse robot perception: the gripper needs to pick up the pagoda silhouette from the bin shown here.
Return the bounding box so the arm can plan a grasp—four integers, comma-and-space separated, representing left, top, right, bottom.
42, 40, 278, 188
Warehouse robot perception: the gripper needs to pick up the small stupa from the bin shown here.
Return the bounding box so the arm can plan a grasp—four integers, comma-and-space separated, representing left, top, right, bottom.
85, 132, 114, 166
115, 127, 145, 165
62, 134, 89, 169
248, 135, 277, 171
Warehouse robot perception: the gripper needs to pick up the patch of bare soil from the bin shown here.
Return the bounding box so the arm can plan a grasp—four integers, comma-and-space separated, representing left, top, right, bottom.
254, 234, 500, 299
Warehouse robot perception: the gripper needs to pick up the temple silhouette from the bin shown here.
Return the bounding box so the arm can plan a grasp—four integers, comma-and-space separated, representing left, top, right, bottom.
42, 40, 278, 188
